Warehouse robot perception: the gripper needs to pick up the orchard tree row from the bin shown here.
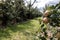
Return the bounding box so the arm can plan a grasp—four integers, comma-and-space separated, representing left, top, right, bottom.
0, 0, 42, 27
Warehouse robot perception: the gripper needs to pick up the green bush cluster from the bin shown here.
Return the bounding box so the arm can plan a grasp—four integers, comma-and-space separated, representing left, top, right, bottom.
0, 0, 42, 26
34, 2, 60, 40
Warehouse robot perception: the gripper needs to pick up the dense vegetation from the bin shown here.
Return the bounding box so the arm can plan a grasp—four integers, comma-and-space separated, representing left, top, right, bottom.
0, 0, 42, 27
43, 3, 60, 27
38, 2, 60, 40
0, 0, 60, 40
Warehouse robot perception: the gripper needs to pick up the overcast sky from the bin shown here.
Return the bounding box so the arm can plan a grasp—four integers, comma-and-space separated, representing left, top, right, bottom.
25, 0, 60, 8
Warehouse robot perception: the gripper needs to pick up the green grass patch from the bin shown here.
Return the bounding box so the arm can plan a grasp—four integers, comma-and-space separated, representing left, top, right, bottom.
0, 17, 41, 40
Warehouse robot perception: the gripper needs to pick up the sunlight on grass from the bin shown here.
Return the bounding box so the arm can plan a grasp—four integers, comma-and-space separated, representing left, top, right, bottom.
0, 17, 41, 40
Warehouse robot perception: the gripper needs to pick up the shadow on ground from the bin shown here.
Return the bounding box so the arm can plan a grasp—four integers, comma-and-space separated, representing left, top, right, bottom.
0, 20, 36, 40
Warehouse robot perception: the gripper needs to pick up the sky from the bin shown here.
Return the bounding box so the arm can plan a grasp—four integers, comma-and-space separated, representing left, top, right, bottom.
24, 0, 60, 8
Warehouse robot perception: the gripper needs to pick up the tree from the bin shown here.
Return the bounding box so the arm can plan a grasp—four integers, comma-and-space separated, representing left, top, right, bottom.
38, 2, 60, 40
43, 3, 60, 27
0, 0, 42, 26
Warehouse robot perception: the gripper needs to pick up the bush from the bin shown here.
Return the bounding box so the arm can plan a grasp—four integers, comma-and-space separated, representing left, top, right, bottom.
0, 0, 42, 26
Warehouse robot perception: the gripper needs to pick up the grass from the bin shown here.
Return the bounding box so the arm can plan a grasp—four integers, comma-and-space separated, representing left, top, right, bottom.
0, 17, 41, 40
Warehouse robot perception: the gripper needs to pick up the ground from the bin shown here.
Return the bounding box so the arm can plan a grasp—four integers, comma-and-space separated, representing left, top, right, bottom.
0, 17, 41, 40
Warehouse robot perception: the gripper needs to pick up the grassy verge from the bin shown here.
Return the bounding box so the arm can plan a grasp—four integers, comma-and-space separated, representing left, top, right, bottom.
0, 17, 41, 40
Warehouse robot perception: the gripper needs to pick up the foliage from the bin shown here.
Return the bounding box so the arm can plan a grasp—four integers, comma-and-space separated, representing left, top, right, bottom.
37, 2, 60, 40
0, 0, 42, 27
43, 2, 60, 27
